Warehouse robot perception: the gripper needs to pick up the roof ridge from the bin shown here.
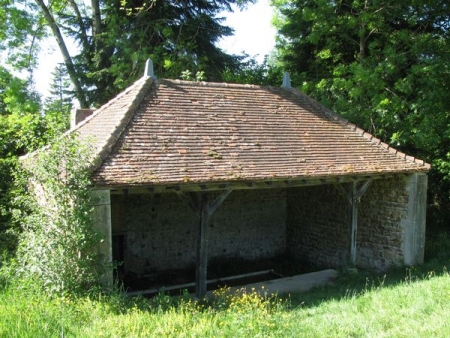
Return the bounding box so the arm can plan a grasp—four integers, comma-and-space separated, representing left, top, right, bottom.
285, 87, 431, 170
90, 77, 155, 171
160, 78, 269, 90
20, 77, 154, 167
87, 77, 154, 172
71, 77, 148, 132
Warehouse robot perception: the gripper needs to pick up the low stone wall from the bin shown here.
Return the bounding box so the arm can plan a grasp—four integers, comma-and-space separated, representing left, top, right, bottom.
111, 189, 286, 277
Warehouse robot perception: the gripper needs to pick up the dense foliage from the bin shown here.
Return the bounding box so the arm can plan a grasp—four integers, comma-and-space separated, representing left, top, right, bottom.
0, 65, 70, 258
273, 0, 450, 227
16, 135, 102, 295
222, 55, 283, 85
0, 67, 42, 256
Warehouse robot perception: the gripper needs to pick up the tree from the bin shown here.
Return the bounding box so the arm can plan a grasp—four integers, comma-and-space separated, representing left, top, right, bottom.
2, 0, 255, 108
0, 0, 44, 72
222, 54, 283, 86
274, 0, 450, 139
273, 0, 450, 229
0, 66, 44, 255
42, 64, 73, 138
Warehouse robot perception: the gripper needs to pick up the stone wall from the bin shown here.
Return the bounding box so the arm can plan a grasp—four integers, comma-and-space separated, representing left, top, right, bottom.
358, 176, 409, 270
110, 174, 424, 278
111, 188, 286, 277
111, 192, 197, 276
286, 184, 349, 268
209, 189, 286, 261
286, 176, 413, 271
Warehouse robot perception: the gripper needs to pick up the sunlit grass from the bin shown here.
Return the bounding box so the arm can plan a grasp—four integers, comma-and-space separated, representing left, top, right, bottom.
1, 267, 450, 337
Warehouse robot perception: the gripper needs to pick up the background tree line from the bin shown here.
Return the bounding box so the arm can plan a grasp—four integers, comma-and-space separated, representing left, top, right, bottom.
0, 0, 449, 257
272, 0, 450, 233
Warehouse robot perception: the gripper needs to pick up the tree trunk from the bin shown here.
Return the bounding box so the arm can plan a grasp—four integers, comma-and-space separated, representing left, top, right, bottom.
68, 0, 91, 66
34, 0, 88, 108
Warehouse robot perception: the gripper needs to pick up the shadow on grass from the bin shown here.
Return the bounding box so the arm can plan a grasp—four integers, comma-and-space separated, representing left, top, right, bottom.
285, 261, 447, 310
282, 228, 450, 309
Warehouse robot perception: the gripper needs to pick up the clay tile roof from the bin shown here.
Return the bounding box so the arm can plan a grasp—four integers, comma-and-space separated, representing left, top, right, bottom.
74, 78, 430, 188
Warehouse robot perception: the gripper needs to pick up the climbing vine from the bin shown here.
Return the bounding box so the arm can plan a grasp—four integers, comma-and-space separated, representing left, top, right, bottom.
16, 135, 103, 295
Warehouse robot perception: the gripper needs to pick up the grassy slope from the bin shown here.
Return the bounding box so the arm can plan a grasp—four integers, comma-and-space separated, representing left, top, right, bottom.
1, 269, 449, 337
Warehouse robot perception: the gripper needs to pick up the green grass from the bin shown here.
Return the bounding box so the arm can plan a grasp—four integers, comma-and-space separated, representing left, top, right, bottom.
1, 266, 450, 337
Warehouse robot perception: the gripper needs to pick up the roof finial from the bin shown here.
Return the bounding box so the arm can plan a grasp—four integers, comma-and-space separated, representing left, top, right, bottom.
282, 72, 291, 89
144, 59, 156, 79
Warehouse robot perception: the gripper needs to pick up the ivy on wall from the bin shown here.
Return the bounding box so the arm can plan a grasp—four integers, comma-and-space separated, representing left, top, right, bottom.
15, 135, 104, 295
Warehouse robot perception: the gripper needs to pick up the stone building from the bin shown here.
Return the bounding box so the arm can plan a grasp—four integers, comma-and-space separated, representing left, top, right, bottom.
72, 61, 429, 297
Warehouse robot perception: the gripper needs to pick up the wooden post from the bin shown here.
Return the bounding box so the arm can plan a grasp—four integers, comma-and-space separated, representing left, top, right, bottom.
177, 189, 232, 298
196, 193, 209, 298
334, 179, 372, 267
350, 182, 358, 265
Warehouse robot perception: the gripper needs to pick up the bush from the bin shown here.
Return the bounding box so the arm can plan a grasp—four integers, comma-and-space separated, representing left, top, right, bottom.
425, 231, 450, 264
15, 135, 102, 295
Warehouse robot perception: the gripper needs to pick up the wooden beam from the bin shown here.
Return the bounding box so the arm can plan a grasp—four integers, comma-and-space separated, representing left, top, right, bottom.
108, 174, 399, 195
127, 269, 274, 297
350, 182, 358, 265
207, 189, 233, 216
356, 179, 372, 200
333, 184, 352, 204
177, 189, 233, 219
349, 179, 373, 265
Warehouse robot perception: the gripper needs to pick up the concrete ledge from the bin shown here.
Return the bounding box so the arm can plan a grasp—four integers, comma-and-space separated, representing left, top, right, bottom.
208, 269, 338, 297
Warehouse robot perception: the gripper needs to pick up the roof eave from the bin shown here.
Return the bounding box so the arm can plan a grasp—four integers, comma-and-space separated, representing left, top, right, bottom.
93, 170, 429, 193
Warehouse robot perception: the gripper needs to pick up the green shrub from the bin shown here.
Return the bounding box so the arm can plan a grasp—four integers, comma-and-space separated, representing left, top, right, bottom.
425, 231, 450, 264
15, 135, 102, 295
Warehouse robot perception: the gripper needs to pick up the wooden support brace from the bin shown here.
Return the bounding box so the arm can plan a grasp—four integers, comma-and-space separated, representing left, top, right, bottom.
334, 184, 352, 204
176, 192, 201, 219
356, 179, 372, 200
207, 189, 233, 216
